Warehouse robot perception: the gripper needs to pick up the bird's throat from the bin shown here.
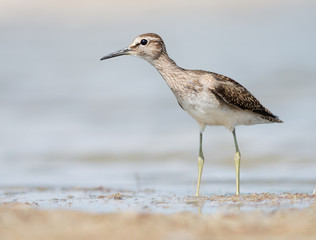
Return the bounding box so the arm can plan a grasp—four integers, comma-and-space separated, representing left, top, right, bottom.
151, 53, 186, 91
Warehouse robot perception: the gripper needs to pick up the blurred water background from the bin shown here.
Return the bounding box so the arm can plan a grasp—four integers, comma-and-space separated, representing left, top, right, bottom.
0, 0, 315, 196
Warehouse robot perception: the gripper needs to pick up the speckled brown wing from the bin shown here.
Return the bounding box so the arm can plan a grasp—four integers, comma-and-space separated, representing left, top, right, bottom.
210, 72, 282, 122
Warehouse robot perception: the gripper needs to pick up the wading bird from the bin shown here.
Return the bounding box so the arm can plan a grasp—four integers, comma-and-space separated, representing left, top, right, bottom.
100, 33, 282, 196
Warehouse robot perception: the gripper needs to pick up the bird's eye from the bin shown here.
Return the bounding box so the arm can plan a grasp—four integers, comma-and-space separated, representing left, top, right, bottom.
140, 39, 148, 45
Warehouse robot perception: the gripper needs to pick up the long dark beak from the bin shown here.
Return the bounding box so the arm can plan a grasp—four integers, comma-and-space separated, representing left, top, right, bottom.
100, 48, 130, 61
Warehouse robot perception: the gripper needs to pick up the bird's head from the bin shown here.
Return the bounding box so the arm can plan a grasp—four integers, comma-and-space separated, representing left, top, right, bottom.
100, 33, 166, 64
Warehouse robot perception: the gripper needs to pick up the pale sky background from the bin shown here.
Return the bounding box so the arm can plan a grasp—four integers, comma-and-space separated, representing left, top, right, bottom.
0, 0, 315, 193
0, 0, 315, 166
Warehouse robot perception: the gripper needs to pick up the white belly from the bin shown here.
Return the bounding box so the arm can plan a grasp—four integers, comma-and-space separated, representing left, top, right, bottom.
179, 93, 270, 131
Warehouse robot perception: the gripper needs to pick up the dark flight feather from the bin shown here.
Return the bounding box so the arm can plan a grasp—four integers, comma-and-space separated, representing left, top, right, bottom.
210, 72, 282, 122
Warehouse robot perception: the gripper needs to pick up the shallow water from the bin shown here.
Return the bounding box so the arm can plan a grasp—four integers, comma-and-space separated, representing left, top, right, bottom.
1, 185, 314, 214
1, 160, 315, 213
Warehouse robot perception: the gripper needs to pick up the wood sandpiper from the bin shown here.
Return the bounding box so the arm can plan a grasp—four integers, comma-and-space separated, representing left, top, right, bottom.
100, 33, 282, 196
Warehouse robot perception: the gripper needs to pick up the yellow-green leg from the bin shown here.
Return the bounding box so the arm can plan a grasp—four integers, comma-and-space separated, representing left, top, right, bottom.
232, 128, 241, 195
196, 132, 204, 196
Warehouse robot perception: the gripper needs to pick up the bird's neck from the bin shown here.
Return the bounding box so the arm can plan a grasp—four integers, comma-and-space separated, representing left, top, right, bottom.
150, 53, 186, 91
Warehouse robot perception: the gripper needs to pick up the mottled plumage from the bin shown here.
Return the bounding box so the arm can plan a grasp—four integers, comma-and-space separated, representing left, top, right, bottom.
100, 33, 282, 196
210, 72, 282, 122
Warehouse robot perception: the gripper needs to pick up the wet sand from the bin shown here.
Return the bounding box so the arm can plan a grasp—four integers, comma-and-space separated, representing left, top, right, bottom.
1, 192, 315, 240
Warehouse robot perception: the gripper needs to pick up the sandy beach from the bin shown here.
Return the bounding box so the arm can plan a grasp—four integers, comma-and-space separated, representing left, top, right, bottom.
1, 192, 315, 240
